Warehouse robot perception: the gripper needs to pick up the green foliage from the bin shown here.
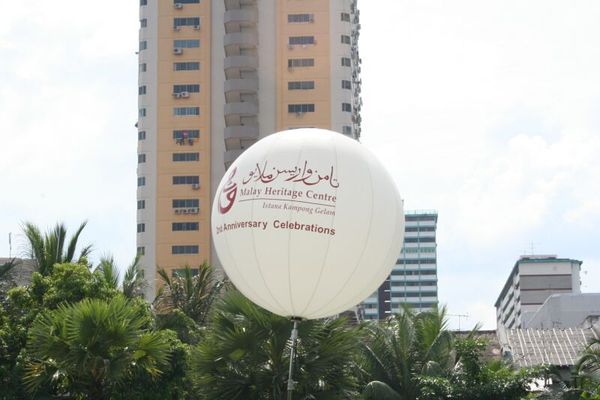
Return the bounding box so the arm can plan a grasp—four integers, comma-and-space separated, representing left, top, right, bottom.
155, 263, 225, 326
24, 297, 171, 399
191, 290, 359, 399
417, 338, 539, 400
576, 338, 600, 398
22, 221, 92, 276
114, 330, 198, 400
358, 305, 454, 399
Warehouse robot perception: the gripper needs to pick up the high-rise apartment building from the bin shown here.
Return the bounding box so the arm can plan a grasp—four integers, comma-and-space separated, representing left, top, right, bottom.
360, 211, 439, 320
137, 0, 362, 297
495, 255, 582, 329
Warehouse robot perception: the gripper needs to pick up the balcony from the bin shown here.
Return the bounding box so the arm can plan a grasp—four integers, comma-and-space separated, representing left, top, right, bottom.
224, 55, 258, 70
224, 9, 257, 26
224, 78, 258, 94
224, 125, 259, 140
224, 149, 244, 165
224, 0, 256, 10
224, 32, 258, 56
224, 101, 258, 116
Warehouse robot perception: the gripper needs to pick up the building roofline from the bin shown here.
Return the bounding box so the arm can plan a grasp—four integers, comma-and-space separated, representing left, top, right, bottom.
494, 256, 583, 308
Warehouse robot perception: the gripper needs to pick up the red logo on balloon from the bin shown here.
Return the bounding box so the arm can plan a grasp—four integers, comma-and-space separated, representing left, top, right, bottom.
218, 167, 238, 214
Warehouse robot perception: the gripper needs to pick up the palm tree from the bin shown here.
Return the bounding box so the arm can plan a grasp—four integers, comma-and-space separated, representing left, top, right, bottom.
576, 338, 600, 395
24, 296, 171, 400
358, 306, 454, 400
96, 255, 146, 298
154, 263, 224, 326
22, 221, 92, 275
191, 290, 360, 399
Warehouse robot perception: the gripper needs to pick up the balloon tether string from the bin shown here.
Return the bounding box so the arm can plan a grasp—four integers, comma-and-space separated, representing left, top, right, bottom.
287, 317, 302, 400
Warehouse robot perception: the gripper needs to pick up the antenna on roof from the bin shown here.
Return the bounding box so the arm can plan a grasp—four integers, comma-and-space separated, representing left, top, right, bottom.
448, 313, 469, 331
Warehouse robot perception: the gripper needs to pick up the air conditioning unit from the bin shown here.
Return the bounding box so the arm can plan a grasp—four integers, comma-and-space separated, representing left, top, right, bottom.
187, 207, 199, 214
174, 3, 183, 9
288, 44, 294, 49
179, 91, 190, 98
296, 112, 304, 117
173, 26, 180, 31
173, 47, 183, 55
174, 208, 183, 215
193, 25, 201, 30
308, 15, 314, 23
191, 183, 200, 190
172, 92, 181, 98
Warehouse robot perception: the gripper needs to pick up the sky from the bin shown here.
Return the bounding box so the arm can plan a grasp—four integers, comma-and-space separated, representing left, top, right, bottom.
1, 0, 599, 329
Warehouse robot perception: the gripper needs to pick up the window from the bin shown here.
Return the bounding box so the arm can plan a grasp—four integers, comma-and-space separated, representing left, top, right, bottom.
139, 63, 147, 72
342, 103, 352, 112
172, 268, 200, 277
140, 0, 147, 5
405, 214, 437, 222
288, 58, 314, 68
174, 39, 200, 48
174, 62, 200, 71
137, 246, 145, 255
137, 223, 145, 233
137, 177, 146, 187
139, 108, 146, 117
138, 131, 146, 140
138, 85, 146, 95
137, 200, 145, 209
173, 84, 200, 93
173, 199, 199, 208
172, 222, 199, 231
402, 247, 436, 253
342, 80, 351, 89
288, 14, 314, 23
404, 237, 436, 243
397, 258, 437, 265
139, 41, 147, 51
177, 0, 199, 3
391, 269, 437, 276
138, 154, 146, 163
288, 104, 315, 113
341, 35, 351, 44
140, 18, 147, 28
405, 226, 436, 232
342, 125, 352, 135
172, 245, 199, 254
173, 152, 199, 162
173, 176, 199, 185
173, 130, 199, 139
288, 81, 314, 90
174, 107, 200, 116
174, 17, 200, 28
391, 280, 437, 287
341, 12, 350, 22
289, 36, 315, 46
341, 57, 351, 67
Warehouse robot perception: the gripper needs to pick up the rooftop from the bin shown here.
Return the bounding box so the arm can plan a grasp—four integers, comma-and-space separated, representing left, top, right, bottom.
504, 328, 598, 368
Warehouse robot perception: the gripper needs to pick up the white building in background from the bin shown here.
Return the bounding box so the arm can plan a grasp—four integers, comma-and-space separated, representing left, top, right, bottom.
360, 210, 438, 320
495, 255, 582, 330
525, 292, 600, 329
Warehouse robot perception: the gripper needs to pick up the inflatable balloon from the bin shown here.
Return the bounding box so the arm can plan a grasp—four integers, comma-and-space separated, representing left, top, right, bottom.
211, 128, 404, 319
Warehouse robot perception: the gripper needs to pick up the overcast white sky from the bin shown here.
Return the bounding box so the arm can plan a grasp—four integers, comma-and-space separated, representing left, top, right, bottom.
1, 0, 599, 329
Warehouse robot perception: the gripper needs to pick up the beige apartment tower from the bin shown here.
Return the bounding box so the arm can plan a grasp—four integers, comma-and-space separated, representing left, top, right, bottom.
137, 0, 362, 297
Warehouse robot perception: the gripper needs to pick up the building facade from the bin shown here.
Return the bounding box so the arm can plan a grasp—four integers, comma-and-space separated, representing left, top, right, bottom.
495, 255, 582, 330
361, 210, 439, 320
137, 0, 362, 297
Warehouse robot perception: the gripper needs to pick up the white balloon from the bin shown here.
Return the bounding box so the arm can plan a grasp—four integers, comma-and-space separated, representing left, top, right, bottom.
211, 128, 404, 319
